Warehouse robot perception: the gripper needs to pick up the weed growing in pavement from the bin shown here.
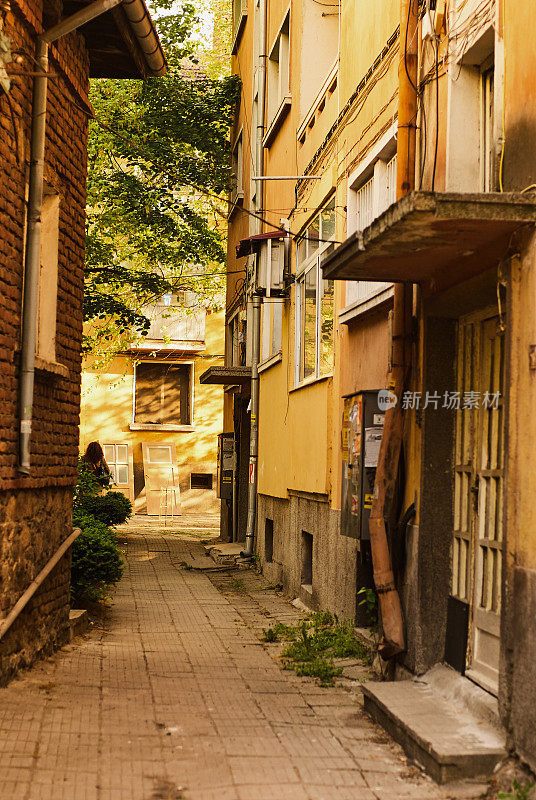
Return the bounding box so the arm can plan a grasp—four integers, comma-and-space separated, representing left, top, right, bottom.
498, 781, 535, 800
357, 587, 378, 626
262, 611, 372, 686
227, 577, 247, 593
179, 561, 193, 571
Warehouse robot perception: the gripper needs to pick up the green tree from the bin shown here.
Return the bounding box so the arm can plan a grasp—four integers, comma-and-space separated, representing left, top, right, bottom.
84, 1, 239, 357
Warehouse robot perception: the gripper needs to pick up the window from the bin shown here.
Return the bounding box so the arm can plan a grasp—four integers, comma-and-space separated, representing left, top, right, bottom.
37, 185, 60, 363
103, 444, 130, 486
265, 518, 274, 562
295, 198, 336, 383
345, 147, 396, 309
231, 0, 247, 54
190, 473, 213, 490
265, 11, 291, 144
301, 530, 313, 587
134, 362, 192, 426
231, 130, 244, 204
481, 67, 494, 192
227, 312, 245, 366
261, 300, 283, 362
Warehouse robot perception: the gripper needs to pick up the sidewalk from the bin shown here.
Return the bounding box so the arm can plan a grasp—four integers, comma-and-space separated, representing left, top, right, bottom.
0, 530, 487, 800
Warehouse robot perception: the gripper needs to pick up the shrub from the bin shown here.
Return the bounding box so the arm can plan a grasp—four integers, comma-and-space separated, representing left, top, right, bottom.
78, 491, 132, 526
71, 511, 124, 603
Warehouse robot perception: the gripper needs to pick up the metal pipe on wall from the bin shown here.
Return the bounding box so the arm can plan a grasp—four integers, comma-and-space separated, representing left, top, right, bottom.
367, 0, 418, 658
244, 294, 261, 555
243, 0, 267, 553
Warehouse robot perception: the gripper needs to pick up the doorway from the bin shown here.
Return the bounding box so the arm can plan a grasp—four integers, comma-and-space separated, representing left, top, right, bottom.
450, 310, 505, 695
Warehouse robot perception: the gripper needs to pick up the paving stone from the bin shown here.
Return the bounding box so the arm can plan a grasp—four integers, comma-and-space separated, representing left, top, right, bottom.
0, 527, 486, 800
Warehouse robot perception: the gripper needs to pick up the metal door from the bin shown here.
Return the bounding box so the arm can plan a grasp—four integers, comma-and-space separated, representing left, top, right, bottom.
452, 311, 504, 695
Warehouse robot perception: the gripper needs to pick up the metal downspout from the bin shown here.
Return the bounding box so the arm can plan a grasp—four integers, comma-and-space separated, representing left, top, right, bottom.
18, 0, 123, 473
243, 0, 266, 555
367, 0, 418, 658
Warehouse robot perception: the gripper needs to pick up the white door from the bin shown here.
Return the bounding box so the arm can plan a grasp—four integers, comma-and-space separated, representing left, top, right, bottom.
452, 311, 504, 695
141, 443, 180, 516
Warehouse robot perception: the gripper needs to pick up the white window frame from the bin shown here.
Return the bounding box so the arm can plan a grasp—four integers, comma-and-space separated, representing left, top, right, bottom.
130, 360, 195, 431
343, 126, 397, 317
294, 197, 336, 386
231, 127, 244, 205
264, 9, 291, 145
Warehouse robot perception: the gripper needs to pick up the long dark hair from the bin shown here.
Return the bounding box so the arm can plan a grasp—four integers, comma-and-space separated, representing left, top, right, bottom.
84, 441, 104, 466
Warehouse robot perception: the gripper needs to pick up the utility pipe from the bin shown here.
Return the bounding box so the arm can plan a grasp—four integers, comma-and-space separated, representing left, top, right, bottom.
243, 0, 267, 553
244, 294, 261, 555
18, 0, 160, 473
368, 0, 418, 659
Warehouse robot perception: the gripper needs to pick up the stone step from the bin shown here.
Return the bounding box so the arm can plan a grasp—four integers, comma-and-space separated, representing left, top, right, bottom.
362, 666, 506, 784
68, 609, 89, 642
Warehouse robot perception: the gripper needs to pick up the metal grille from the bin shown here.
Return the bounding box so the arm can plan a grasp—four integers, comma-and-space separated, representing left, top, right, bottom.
387, 154, 397, 206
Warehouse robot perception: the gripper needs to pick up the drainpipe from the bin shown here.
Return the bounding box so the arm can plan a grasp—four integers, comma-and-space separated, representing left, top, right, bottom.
18, 0, 161, 474
244, 294, 261, 555
243, 0, 267, 554
368, 0, 418, 659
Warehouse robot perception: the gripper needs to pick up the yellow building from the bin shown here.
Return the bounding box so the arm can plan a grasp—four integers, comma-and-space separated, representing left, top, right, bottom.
80, 300, 224, 515
217, 0, 536, 778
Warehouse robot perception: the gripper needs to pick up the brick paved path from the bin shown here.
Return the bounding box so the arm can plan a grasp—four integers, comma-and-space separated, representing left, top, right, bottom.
0, 532, 485, 800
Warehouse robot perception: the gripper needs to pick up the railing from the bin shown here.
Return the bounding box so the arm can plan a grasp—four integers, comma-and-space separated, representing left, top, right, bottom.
0, 528, 82, 641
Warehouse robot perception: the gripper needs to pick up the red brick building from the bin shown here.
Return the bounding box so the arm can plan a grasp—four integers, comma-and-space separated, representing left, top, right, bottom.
0, 0, 165, 681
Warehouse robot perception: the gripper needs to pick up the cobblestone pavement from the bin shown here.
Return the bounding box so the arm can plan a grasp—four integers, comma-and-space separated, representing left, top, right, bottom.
0, 530, 487, 800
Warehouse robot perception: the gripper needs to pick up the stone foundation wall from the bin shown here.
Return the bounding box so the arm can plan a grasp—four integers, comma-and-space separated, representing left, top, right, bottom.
0, 487, 73, 684
257, 493, 360, 622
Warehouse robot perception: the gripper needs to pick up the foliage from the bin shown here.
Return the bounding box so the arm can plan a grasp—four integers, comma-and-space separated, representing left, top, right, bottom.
498, 781, 535, 800
73, 458, 102, 506
357, 586, 378, 626
71, 461, 127, 603
71, 511, 124, 603
262, 612, 371, 686
78, 491, 132, 526
84, 1, 241, 358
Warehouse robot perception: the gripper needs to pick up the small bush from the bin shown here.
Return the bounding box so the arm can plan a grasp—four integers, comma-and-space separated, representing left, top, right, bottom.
79, 491, 132, 526
71, 511, 124, 603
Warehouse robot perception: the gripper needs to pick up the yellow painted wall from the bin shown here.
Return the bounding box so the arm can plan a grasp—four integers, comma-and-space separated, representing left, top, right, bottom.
80, 310, 225, 512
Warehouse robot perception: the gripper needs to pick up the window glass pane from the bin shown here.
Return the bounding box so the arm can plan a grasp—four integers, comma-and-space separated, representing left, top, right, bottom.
135, 362, 190, 425
272, 301, 282, 353
117, 465, 129, 484
321, 197, 336, 241
297, 236, 307, 266
103, 444, 114, 463
261, 303, 271, 361
116, 445, 128, 463
302, 268, 317, 380
308, 215, 320, 254
147, 446, 172, 463
319, 279, 334, 375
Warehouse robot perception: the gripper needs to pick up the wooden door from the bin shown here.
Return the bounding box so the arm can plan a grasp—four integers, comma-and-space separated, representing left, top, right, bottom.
451, 311, 504, 695
141, 442, 180, 516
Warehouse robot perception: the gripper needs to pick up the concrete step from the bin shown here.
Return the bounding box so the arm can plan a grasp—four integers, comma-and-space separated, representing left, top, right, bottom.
362, 665, 506, 784
68, 609, 89, 641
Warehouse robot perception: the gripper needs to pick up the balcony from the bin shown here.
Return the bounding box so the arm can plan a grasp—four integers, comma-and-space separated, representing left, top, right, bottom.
130, 303, 206, 353
322, 192, 536, 293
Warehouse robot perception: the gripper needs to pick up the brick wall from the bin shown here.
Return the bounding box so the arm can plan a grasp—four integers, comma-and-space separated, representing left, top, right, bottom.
0, 0, 91, 679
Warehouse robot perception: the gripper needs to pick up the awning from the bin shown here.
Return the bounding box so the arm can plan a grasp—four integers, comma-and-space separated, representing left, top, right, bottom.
199, 366, 252, 385
236, 231, 287, 259
322, 192, 536, 288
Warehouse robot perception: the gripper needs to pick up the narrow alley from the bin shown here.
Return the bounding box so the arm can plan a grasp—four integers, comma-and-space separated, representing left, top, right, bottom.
0, 527, 486, 800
